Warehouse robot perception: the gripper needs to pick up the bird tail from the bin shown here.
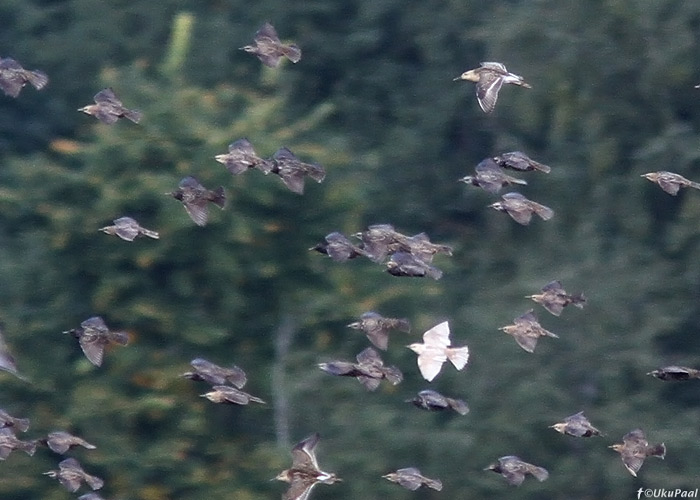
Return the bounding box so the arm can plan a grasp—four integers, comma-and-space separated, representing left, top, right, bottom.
306, 163, 326, 183
20, 439, 37, 457
210, 187, 227, 209
446, 397, 470, 415
446, 346, 470, 370
382, 366, 404, 386
425, 265, 443, 281
283, 44, 302, 63
508, 176, 528, 186
531, 160, 551, 173
140, 227, 160, 240
529, 465, 549, 482
12, 418, 30, 433
533, 203, 555, 221
570, 293, 587, 308
248, 395, 266, 405
688, 181, 700, 191
395, 318, 411, 332
108, 330, 130, 346
426, 478, 443, 491
85, 474, 105, 491
27, 70, 49, 90
123, 108, 143, 124
650, 443, 666, 459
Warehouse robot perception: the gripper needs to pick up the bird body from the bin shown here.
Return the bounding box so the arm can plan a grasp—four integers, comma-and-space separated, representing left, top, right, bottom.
550, 411, 601, 437
486, 455, 549, 486
167, 176, 226, 226
99, 216, 159, 241
79, 88, 142, 124
201, 385, 265, 405
183, 358, 248, 388
382, 467, 442, 491
0, 57, 48, 97
641, 171, 700, 195
526, 280, 586, 316
0, 409, 29, 432
0, 428, 36, 459
319, 347, 402, 391
40, 431, 96, 454
460, 158, 527, 194
215, 138, 273, 175
386, 251, 443, 280
454, 62, 531, 113
647, 365, 700, 381
408, 321, 469, 381
63, 316, 128, 367
489, 192, 554, 225
347, 311, 411, 350
609, 429, 665, 477
270, 147, 326, 194
310, 232, 370, 262
276, 433, 341, 500
493, 151, 551, 173
241, 22, 301, 68
499, 310, 558, 353
44, 457, 104, 492
407, 389, 469, 415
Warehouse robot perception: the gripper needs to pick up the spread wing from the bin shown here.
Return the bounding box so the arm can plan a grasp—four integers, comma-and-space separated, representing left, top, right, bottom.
422, 321, 451, 347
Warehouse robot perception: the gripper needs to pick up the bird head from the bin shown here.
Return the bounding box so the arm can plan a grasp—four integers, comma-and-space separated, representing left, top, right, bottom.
454, 70, 479, 82
549, 423, 567, 434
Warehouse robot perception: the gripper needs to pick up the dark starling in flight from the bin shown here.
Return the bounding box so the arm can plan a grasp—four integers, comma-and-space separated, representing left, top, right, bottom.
275, 433, 341, 500
0, 57, 48, 97
493, 151, 551, 173
401, 232, 453, 263
39, 431, 97, 454
485, 455, 549, 486
0, 428, 37, 460
200, 385, 265, 405
310, 232, 371, 262
182, 357, 248, 388
609, 428, 665, 477
44, 457, 104, 493
382, 467, 443, 491
241, 22, 302, 68
406, 389, 470, 415
353, 224, 402, 263
347, 311, 411, 350
99, 216, 159, 241
386, 252, 443, 280
214, 138, 273, 175
0, 409, 29, 432
270, 147, 326, 194
63, 316, 129, 367
0, 325, 28, 381
499, 310, 558, 353
647, 366, 700, 381
318, 347, 403, 391
459, 158, 528, 194
78, 88, 142, 124
641, 171, 700, 195
408, 321, 469, 382
550, 411, 602, 437
166, 176, 226, 227
489, 192, 554, 225
454, 62, 531, 114
526, 280, 586, 316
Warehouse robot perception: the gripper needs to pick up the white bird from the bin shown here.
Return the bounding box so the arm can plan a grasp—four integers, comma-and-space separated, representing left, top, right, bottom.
407, 321, 469, 382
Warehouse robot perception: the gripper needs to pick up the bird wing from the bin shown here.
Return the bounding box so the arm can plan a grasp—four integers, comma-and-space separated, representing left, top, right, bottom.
183, 200, 209, 227
255, 22, 281, 44
355, 347, 382, 366
423, 321, 451, 347
291, 433, 320, 470
476, 72, 504, 114
417, 350, 447, 382
93, 88, 121, 106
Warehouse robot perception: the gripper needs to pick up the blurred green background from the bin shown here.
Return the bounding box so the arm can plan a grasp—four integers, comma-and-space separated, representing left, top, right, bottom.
1, 1, 700, 498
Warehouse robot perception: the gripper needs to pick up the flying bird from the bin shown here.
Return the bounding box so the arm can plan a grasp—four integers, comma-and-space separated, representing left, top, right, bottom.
641, 171, 700, 196
550, 411, 602, 437
44, 457, 104, 492
386, 252, 443, 280
459, 158, 528, 194
454, 62, 531, 113
0, 409, 29, 432
318, 347, 403, 391
78, 88, 142, 124
493, 151, 551, 173
499, 310, 558, 353
310, 232, 371, 262
526, 280, 586, 316
39, 431, 97, 454
182, 357, 248, 388
347, 311, 411, 351
406, 389, 469, 415
215, 138, 273, 175
485, 455, 549, 486
353, 224, 451, 264
609, 429, 665, 477
270, 147, 326, 194
0, 57, 48, 97
0, 325, 28, 381
647, 366, 700, 381
63, 316, 129, 367
489, 192, 554, 225
0, 428, 36, 460
408, 321, 469, 382
276, 433, 341, 500
166, 176, 226, 227
241, 22, 301, 68
382, 467, 442, 491
99, 216, 159, 241
200, 385, 265, 406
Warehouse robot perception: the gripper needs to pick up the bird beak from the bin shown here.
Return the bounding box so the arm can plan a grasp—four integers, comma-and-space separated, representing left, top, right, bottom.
453, 75, 463, 81
346, 322, 360, 329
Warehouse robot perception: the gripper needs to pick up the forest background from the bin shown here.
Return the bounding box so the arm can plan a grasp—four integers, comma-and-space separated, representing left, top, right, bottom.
1, 1, 700, 499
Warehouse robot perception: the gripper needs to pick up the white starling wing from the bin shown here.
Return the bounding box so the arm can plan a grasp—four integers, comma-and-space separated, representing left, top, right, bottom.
417, 348, 447, 382
422, 321, 451, 348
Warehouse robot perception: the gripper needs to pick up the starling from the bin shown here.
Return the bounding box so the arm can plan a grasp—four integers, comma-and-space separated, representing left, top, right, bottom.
44, 457, 104, 493
353, 224, 403, 263
275, 433, 341, 500
647, 366, 700, 381
99, 216, 159, 241
215, 138, 273, 175
347, 311, 411, 351
270, 147, 326, 194
166, 176, 226, 227
63, 316, 129, 367
526, 280, 586, 316
0, 428, 36, 460
200, 385, 265, 405
78, 88, 142, 124
459, 158, 528, 194
485, 455, 549, 486
182, 357, 247, 388
39, 431, 97, 454
310, 232, 371, 262
241, 22, 301, 68
386, 252, 443, 280
550, 411, 602, 438
493, 151, 551, 173
408, 321, 469, 382
406, 389, 470, 415
318, 347, 403, 391
499, 310, 558, 353
609, 429, 665, 477
489, 192, 554, 225
0, 57, 48, 97
0, 325, 28, 381
382, 467, 443, 491
401, 232, 453, 263
0, 409, 29, 432
641, 171, 700, 195
454, 62, 531, 114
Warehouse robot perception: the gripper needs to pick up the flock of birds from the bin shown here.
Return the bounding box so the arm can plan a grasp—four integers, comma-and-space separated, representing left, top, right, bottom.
1, 18, 700, 500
